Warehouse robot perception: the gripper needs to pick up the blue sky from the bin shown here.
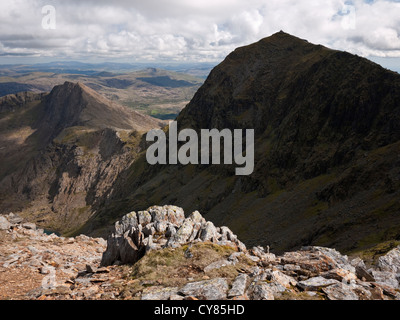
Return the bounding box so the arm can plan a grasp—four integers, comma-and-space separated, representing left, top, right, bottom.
0, 0, 399, 72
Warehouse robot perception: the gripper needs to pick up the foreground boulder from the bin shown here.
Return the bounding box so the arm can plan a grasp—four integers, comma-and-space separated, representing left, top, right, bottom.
101, 206, 246, 266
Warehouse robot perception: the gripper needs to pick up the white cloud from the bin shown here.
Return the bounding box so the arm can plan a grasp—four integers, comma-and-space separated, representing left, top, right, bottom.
0, 0, 399, 64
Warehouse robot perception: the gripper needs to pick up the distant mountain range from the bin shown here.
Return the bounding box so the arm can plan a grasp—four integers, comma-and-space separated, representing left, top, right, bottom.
1, 32, 400, 258
0, 61, 215, 77
0, 67, 207, 120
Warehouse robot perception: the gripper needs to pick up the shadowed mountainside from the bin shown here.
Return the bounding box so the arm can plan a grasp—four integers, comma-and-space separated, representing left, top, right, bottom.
80, 32, 400, 255
0, 82, 162, 234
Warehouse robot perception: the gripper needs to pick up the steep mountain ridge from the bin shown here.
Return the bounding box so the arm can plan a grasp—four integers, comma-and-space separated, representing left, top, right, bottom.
81, 32, 400, 255
37, 82, 161, 143
0, 82, 162, 234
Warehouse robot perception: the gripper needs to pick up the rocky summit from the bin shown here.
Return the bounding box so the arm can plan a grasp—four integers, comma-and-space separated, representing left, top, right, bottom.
1, 206, 399, 300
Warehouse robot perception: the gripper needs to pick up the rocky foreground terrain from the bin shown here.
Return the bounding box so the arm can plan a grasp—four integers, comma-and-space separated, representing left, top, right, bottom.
1, 206, 399, 300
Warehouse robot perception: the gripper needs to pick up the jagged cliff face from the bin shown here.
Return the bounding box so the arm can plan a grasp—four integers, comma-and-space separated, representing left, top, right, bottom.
0, 82, 162, 234
83, 32, 400, 254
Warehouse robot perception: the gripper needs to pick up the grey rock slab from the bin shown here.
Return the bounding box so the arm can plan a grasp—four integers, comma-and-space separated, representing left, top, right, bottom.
24, 258, 43, 268
303, 246, 355, 273
189, 211, 205, 224
350, 257, 366, 269
355, 265, 375, 282
199, 221, 218, 242
236, 240, 247, 252
228, 274, 249, 298
137, 211, 152, 226
169, 294, 185, 300
371, 270, 399, 289
322, 283, 359, 300
204, 259, 233, 273
3, 258, 19, 268
143, 224, 156, 237
321, 268, 358, 283
148, 207, 169, 224
165, 224, 177, 238
284, 264, 301, 272
0, 216, 11, 230
179, 278, 229, 300
220, 226, 237, 242
246, 255, 260, 263
86, 264, 98, 274
228, 252, 243, 263
119, 233, 140, 265
22, 223, 36, 230
100, 234, 121, 267
378, 246, 400, 273
264, 282, 287, 298
115, 212, 137, 236
247, 282, 275, 300
7, 213, 23, 224
188, 222, 201, 242
266, 269, 297, 288
141, 286, 180, 300
170, 219, 194, 244
298, 276, 340, 291
149, 206, 185, 226
154, 221, 167, 234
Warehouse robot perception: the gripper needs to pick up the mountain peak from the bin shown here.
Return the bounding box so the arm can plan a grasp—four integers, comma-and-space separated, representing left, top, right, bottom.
56, 80, 86, 91
145, 35, 400, 253
267, 30, 301, 39
40, 81, 162, 141
55, 81, 106, 102
233, 31, 331, 60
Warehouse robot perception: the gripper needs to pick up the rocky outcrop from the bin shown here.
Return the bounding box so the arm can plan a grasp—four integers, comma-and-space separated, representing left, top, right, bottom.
100, 205, 246, 266
97, 206, 400, 301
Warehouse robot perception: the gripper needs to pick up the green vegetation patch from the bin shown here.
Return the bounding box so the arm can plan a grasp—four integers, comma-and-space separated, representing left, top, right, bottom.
350, 240, 400, 266
124, 242, 255, 297
54, 126, 98, 150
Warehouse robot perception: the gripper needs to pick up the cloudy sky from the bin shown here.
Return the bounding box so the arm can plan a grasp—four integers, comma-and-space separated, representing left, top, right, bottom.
0, 0, 400, 71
